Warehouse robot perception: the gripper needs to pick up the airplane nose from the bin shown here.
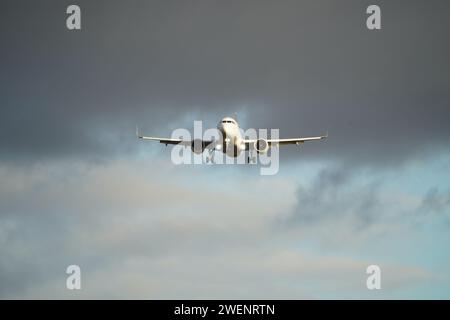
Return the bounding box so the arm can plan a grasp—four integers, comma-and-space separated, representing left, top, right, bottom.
217, 123, 227, 140
222, 125, 231, 136
221, 124, 226, 130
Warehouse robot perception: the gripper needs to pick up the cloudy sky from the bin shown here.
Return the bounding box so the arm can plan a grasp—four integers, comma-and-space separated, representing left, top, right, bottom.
1, 0, 450, 299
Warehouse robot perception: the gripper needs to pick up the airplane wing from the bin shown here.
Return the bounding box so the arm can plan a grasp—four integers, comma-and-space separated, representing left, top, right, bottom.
244, 133, 328, 148
139, 135, 192, 146
136, 127, 214, 148
267, 133, 328, 146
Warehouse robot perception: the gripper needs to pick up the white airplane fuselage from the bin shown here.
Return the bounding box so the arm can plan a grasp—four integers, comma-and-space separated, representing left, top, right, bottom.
217, 117, 246, 157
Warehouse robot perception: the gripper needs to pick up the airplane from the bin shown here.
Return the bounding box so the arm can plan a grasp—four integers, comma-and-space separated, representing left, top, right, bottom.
136, 116, 327, 163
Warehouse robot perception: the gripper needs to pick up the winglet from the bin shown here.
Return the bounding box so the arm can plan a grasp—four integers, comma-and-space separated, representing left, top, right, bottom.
136, 125, 141, 139
324, 131, 328, 139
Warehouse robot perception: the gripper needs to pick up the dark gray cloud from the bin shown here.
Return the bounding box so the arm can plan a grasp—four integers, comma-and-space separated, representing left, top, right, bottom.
1, 0, 449, 166
285, 164, 450, 237
284, 166, 384, 230
418, 187, 450, 217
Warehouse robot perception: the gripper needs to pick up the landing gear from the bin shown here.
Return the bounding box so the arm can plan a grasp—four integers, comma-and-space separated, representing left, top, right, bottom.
206, 148, 215, 164
247, 150, 257, 164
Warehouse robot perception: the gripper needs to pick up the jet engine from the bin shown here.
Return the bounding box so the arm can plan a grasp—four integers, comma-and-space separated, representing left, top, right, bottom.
254, 139, 269, 154
191, 139, 205, 154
